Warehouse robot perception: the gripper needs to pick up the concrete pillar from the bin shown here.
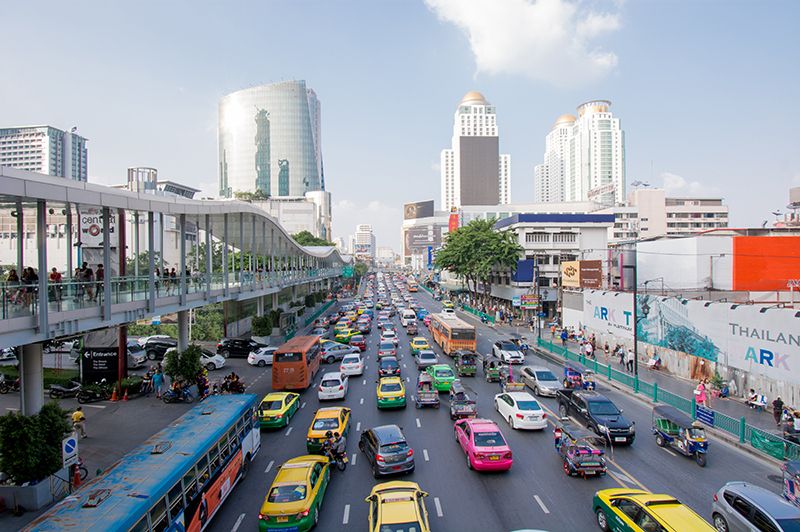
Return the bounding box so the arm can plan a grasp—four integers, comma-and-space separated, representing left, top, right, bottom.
271, 293, 278, 311
102, 207, 112, 320
257, 296, 265, 317
20, 343, 44, 415
177, 310, 189, 351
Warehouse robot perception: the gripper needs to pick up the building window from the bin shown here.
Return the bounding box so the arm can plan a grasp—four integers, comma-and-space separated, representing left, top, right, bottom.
525, 232, 550, 243
553, 233, 576, 243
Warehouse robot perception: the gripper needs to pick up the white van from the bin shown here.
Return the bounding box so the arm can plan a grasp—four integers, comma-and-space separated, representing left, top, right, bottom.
401, 309, 417, 327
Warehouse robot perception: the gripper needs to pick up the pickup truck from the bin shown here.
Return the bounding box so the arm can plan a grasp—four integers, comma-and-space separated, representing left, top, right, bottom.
556, 389, 635, 445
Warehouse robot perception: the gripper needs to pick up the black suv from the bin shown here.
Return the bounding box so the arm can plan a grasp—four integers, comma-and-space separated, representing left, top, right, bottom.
144, 337, 178, 360
216, 338, 266, 358
359, 424, 415, 478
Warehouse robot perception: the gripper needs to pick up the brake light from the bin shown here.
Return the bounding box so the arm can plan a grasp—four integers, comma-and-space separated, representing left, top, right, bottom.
503, 452, 513, 459
217, 343, 222, 348
475, 453, 485, 460
407, 448, 414, 457
376, 454, 385, 462
275, 414, 283, 419
338, 385, 344, 390
713, 493, 718, 502
296, 510, 309, 519
258, 513, 268, 521
542, 413, 547, 419
319, 386, 323, 391
515, 413, 524, 419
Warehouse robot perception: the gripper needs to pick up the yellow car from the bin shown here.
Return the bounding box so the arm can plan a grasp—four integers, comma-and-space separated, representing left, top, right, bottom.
409, 337, 430, 355
319, 338, 336, 347
376, 376, 406, 409
593, 488, 714, 532
442, 301, 454, 309
334, 321, 350, 333
258, 455, 330, 532
306, 406, 351, 453
365, 481, 431, 532
258, 392, 300, 428
335, 328, 358, 343
345, 311, 358, 322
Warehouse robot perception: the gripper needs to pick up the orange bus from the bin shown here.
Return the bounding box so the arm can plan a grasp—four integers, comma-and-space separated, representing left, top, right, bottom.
272, 335, 321, 391
407, 281, 418, 292
429, 314, 476, 355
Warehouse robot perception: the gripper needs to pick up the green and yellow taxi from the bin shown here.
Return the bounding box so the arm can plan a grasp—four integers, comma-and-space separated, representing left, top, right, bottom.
376, 376, 407, 409
409, 337, 430, 355
258, 392, 300, 428
258, 455, 331, 532
442, 301, 454, 310
345, 311, 358, 322
593, 488, 714, 532
335, 328, 359, 343
365, 481, 431, 532
306, 406, 351, 453
334, 320, 351, 333
426, 364, 456, 392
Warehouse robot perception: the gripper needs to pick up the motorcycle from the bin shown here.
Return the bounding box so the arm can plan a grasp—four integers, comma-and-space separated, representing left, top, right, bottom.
77, 380, 112, 404
163, 387, 194, 404
322, 444, 348, 472
49, 380, 82, 399
0, 375, 21, 394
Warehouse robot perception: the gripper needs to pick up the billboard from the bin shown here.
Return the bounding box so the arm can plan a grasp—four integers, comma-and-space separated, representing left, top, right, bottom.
520, 294, 539, 309
403, 200, 434, 220
561, 261, 580, 288
732, 236, 800, 291
579, 260, 603, 289
448, 209, 459, 233
403, 225, 443, 256
353, 243, 372, 255
79, 208, 117, 248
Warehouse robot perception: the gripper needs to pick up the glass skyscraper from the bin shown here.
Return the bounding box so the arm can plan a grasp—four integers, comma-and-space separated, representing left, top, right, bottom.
218, 80, 324, 198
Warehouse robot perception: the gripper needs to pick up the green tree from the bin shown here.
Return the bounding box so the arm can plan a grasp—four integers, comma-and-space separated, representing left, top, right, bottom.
252, 315, 273, 336
435, 218, 522, 306
233, 190, 269, 201
126, 251, 162, 275
163, 344, 203, 382
292, 230, 334, 247
0, 402, 70, 484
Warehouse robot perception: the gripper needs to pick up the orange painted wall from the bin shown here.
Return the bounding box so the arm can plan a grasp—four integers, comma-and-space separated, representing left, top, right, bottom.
732, 236, 800, 291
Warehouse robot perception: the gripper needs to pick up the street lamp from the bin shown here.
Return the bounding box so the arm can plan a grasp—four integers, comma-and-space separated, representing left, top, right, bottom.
621, 259, 651, 381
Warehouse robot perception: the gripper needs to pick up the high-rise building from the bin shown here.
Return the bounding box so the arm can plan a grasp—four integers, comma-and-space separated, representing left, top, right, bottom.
0, 125, 88, 181
534, 100, 625, 206
218, 81, 324, 198
441, 91, 511, 211
352, 224, 376, 260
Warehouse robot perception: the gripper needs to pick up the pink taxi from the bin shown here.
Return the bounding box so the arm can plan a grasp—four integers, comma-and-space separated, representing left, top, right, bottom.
454, 418, 513, 472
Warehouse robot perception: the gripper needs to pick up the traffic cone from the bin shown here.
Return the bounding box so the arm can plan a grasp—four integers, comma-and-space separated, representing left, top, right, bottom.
122, 389, 128, 402
72, 465, 81, 488
110, 387, 118, 402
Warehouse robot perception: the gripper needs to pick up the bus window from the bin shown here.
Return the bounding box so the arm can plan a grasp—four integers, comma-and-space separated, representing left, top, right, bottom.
228, 428, 237, 446
168, 482, 184, 520
197, 453, 210, 484
452, 329, 475, 340
275, 352, 302, 363
182, 467, 197, 498
209, 445, 220, 472
130, 516, 149, 532
149, 497, 168, 532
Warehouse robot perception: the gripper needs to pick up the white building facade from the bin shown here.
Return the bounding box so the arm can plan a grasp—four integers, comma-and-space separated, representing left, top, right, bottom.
352, 224, 376, 260
441, 91, 511, 211
0, 125, 88, 182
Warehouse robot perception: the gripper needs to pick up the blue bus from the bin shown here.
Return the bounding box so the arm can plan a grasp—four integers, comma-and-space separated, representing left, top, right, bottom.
27, 394, 261, 531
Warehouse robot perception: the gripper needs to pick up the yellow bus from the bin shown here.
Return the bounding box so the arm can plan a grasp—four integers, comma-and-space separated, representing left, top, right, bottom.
428, 314, 476, 355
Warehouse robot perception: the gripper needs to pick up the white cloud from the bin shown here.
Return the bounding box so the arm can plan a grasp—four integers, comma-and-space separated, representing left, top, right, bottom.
661, 172, 719, 196
425, 0, 622, 87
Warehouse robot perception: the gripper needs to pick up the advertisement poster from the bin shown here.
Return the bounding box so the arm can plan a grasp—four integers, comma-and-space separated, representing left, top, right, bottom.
79, 208, 117, 248
579, 260, 603, 289
520, 294, 539, 309
561, 261, 580, 288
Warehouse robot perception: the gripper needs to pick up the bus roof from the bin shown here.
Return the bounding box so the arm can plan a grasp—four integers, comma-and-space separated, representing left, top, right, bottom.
430, 313, 473, 330
26, 395, 258, 531
275, 335, 320, 354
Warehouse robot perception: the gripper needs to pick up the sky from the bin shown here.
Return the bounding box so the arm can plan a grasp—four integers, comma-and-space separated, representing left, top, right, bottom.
2, 0, 799, 253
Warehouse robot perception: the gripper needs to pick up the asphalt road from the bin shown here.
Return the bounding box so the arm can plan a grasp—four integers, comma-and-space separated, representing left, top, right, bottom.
209, 285, 784, 532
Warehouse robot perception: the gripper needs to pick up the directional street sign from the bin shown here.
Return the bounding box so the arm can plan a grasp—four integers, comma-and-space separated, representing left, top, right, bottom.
62, 432, 79, 468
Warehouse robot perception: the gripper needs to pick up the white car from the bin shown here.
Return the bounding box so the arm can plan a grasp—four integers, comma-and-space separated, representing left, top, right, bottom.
442, 308, 455, 315
136, 334, 172, 346
339, 353, 364, 376
520, 365, 563, 397
200, 350, 226, 371
380, 329, 399, 346
494, 391, 547, 430
318, 372, 349, 401
248, 346, 277, 367
493, 341, 525, 364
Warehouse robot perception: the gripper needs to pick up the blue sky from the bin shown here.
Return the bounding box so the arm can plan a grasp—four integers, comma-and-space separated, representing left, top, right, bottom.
2, 0, 799, 252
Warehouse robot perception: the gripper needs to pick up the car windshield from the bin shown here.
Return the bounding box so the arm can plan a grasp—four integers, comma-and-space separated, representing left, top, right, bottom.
379, 343, 395, 350
351, 336, 364, 342
516, 401, 541, 411
342, 356, 360, 364
321, 379, 341, 387
498, 342, 520, 351
535, 371, 557, 381
775, 519, 800, 532
381, 360, 399, 368
260, 400, 282, 411
588, 401, 621, 416
381, 383, 402, 392
312, 418, 339, 431
434, 368, 453, 378
379, 441, 408, 453
420, 353, 436, 360
474, 431, 506, 447
268, 484, 307, 503
275, 352, 302, 363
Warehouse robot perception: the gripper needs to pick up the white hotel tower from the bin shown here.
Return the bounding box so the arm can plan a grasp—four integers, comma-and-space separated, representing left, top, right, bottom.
441, 92, 511, 211
535, 100, 625, 206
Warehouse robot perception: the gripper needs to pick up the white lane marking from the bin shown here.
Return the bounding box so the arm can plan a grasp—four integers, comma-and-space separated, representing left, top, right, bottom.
423, 449, 429, 461
231, 512, 246, 532
362, 379, 366, 385
343, 504, 351, 525
614, 472, 634, 484
412, 395, 416, 402
84, 404, 107, 409
351, 453, 357, 466
406, 377, 410, 383
301, 401, 307, 409
434, 497, 444, 517
264, 460, 274, 473
356, 421, 361, 431
660, 447, 678, 457
403, 363, 407, 368
360, 398, 364, 405
285, 426, 293, 436
534, 495, 550, 514
416, 418, 421, 428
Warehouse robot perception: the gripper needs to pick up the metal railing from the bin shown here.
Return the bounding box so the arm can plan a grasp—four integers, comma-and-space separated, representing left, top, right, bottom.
460, 304, 496, 324
537, 337, 800, 462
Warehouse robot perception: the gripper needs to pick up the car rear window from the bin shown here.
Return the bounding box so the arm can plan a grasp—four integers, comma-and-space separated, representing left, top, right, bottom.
516, 401, 541, 411
381, 383, 402, 392
381, 359, 399, 368
268, 484, 306, 503
474, 431, 506, 447
498, 342, 519, 351
275, 352, 302, 363
260, 400, 282, 410
434, 368, 453, 378
420, 353, 436, 360
380, 441, 408, 453
312, 418, 339, 431
351, 336, 364, 342
321, 379, 341, 387
379, 342, 395, 350
342, 356, 360, 364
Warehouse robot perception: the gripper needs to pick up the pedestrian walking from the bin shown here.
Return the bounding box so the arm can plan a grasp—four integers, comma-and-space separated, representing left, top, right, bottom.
585, 341, 594, 360
603, 343, 610, 362
626, 348, 635, 373
72, 406, 87, 438
773, 396, 785, 426
560, 329, 568, 347
49, 267, 62, 302
152, 368, 164, 399
94, 264, 104, 303
694, 380, 708, 408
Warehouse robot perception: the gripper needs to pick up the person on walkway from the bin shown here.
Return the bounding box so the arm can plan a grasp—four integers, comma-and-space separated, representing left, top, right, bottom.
6, 269, 22, 304
49, 267, 62, 302
773, 397, 785, 426
560, 329, 568, 347
695, 380, 708, 408
94, 264, 104, 302
82, 262, 95, 302
584, 341, 594, 360
72, 406, 87, 438
550, 323, 556, 337
626, 348, 635, 372
603, 343, 610, 363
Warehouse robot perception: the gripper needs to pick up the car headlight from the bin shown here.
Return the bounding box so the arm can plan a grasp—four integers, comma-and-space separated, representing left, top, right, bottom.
629, 425, 636, 433
597, 424, 608, 433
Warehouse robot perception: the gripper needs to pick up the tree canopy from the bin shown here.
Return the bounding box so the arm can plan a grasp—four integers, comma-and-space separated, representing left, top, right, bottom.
434, 218, 522, 305
292, 230, 334, 247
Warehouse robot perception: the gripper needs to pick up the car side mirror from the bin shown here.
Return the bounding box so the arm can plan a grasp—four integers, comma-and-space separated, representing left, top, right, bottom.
619, 409, 624, 413
580, 408, 588, 415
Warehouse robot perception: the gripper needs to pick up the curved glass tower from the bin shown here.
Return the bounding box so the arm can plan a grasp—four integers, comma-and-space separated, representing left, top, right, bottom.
219, 80, 324, 197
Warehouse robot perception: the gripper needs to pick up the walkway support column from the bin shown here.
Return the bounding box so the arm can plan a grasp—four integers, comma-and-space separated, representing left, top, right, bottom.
36, 201, 48, 332
148, 211, 156, 310
15, 200, 23, 274
177, 310, 189, 352
102, 207, 112, 321
179, 213, 186, 305
20, 343, 44, 415
223, 214, 229, 296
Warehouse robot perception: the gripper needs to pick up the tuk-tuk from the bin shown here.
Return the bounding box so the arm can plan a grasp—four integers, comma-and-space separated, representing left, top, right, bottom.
414, 373, 440, 409
782, 461, 800, 508
500, 365, 525, 393
652, 405, 708, 467
449, 379, 477, 420
454, 350, 478, 377
563, 362, 596, 390
483, 354, 503, 382
554, 423, 607, 478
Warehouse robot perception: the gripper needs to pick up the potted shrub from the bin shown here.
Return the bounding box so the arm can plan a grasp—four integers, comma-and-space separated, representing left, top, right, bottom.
251, 315, 272, 345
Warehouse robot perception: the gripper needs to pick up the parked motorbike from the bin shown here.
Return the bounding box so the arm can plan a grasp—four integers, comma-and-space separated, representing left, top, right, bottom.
0, 375, 21, 394
77, 380, 112, 404
162, 387, 194, 404
49, 380, 82, 399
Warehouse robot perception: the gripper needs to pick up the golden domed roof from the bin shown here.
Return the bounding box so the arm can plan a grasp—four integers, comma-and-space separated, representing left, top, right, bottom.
460, 91, 488, 105
554, 113, 576, 127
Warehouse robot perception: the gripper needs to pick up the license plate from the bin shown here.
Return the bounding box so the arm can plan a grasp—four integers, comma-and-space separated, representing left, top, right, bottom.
276, 516, 288, 523
489, 455, 499, 461
614, 437, 627, 442
393, 465, 402, 470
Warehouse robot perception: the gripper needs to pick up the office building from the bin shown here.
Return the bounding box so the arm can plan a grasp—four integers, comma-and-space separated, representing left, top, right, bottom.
251, 191, 332, 241
441, 91, 511, 211
0, 125, 88, 181
534, 100, 625, 206
218, 81, 324, 198
352, 224, 376, 260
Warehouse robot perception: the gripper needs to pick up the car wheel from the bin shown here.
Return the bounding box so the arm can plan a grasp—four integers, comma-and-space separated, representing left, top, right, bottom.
326, 356, 335, 364
257, 360, 266, 367
509, 416, 515, 429
454, 427, 459, 441
466, 453, 473, 470
655, 434, 665, 447
558, 404, 568, 418
147, 350, 157, 360
372, 464, 380, 479
596, 508, 609, 531
533, 385, 540, 396
494, 400, 499, 412
312, 505, 319, 527
221, 350, 230, 358
713, 513, 729, 532
205, 363, 215, 371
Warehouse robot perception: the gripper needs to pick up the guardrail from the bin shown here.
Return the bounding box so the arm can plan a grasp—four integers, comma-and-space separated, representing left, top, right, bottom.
537, 337, 800, 462
461, 304, 495, 324
304, 300, 335, 327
